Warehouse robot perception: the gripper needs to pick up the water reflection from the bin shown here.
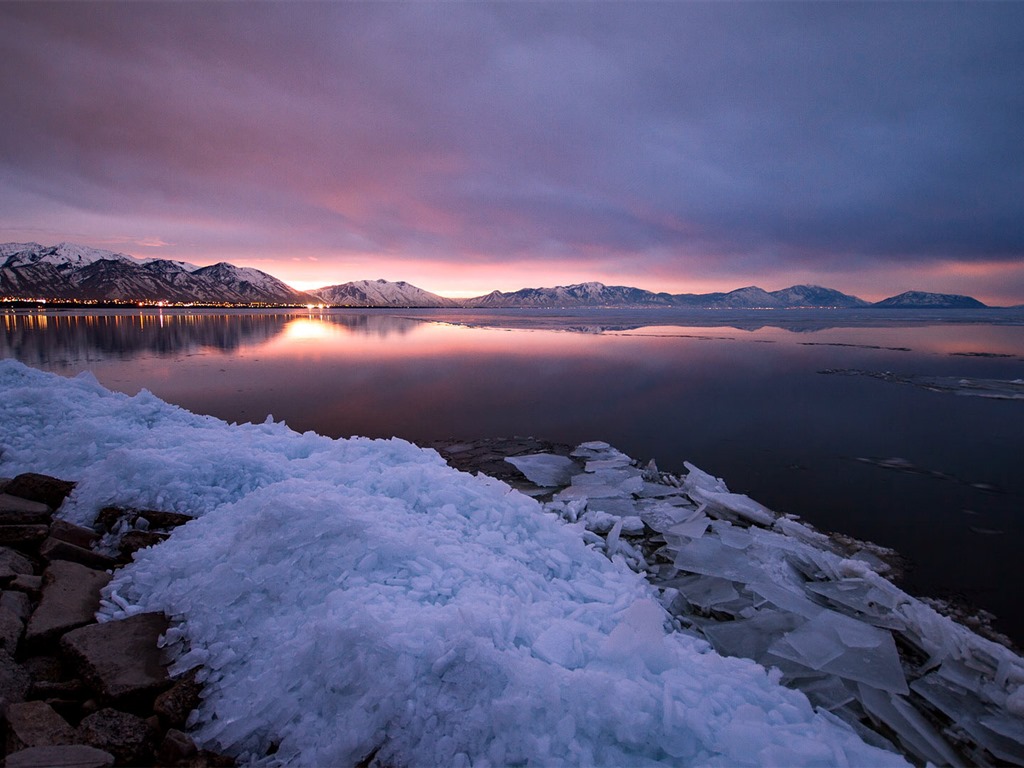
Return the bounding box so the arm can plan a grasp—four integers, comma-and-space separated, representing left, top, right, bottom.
3, 307, 1024, 644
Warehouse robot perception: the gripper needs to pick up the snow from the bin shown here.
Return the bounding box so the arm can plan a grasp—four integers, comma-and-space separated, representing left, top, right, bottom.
0, 360, 908, 767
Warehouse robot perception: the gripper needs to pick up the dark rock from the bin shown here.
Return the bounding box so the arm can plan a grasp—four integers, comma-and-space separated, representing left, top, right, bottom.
0, 591, 32, 622
48, 522, 99, 551
0, 526, 50, 549
0, 606, 24, 653
152, 668, 202, 729
5, 700, 76, 752
93, 508, 133, 534
95, 508, 193, 535
155, 728, 196, 765
75, 708, 156, 767
60, 613, 170, 708
0, 549, 36, 585
0, 495, 53, 526
21, 656, 62, 685
117, 531, 168, 559
4, 474, 76, 512
3, 744, 115, 768
8, 574, 42, 598
138, 511, 193, 530
38, 539, 116, 571
25, 561, 111, 646
0, 649, 31, 717
29, 679, 88, 701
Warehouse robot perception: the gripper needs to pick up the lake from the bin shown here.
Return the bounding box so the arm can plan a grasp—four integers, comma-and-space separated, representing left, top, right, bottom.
4, 306, 1024, 645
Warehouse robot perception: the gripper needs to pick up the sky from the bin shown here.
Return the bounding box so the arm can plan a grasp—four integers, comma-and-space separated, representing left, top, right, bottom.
1, 3, 1023, 304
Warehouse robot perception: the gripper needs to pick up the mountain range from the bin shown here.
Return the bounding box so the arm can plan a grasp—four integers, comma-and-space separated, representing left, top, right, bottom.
1, 242, 990, 309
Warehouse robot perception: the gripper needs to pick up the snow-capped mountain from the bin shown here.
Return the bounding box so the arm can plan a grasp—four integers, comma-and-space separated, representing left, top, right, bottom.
466, 282, 676, 308
1, 243, 314, 304
313, 279, 460, 308
463, 282, 870, 309
872, 291, 987, 309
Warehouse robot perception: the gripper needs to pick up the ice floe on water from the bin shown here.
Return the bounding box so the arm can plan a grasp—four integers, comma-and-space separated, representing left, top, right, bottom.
821, 368, 1024, 400
1, 360, 1022, 766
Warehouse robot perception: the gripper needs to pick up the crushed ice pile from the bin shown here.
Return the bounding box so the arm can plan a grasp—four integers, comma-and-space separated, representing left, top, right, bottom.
512, 445, 1024, 766
0, 361, 1018, 766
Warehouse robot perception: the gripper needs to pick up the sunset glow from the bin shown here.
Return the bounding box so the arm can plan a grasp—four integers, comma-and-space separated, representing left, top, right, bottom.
1, 3, 1022, 304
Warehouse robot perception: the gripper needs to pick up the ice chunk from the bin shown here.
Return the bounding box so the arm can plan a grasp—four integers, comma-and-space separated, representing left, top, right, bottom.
858, 685, 965, 767
805, 580, 907, 630
663, 575, 739, 613
664, 512, 710, 542
747, 581, 823, 620
585, 497, 640, 517
770, 611, 908, 694
797, 675, 856, 711
504, 453, 577, 487
700, 610, 802, 662
672, 536, 767, 584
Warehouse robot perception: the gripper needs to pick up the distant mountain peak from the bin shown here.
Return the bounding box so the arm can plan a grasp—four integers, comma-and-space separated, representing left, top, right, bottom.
873, 291, 986, 309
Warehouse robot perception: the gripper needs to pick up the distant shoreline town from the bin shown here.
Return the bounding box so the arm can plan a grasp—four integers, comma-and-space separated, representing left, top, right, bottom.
1, 242, 1001, 310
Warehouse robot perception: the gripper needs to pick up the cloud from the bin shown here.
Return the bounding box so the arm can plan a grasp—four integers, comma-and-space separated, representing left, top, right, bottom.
1, 2, 1022, 295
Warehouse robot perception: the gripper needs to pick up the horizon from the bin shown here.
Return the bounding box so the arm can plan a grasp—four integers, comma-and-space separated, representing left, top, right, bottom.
2, 4, 1022, 305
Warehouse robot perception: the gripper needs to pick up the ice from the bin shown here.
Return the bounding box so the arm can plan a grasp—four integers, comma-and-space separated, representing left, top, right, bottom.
798, 675, 856, 711
770, 612, 908, 693
859, 685, 968, 767
701, 611, 802, 662
0, 361, 909, 768
806, 579, 908, 630
663, 575, 740, 613
672, 536, 769, 584
503, 453, 577, 487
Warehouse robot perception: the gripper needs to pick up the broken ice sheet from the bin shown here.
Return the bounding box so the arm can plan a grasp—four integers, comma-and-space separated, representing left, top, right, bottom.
769, 611, 908, 694
700, 610, 802, 662
503, 453, 577, 487
805, 579, 907, 630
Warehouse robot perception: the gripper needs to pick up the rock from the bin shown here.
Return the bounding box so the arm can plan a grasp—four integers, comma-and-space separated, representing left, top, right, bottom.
117, 531, 168, 559
4, 700, 75, 751
138, 511, 193, 530
20, 656, 62, 685
0, 495, 52, 526
0, 606, 24, 653
95, 508, 193, 535
152, 668, 202, 729
4, 474, 76, 511
155, 728, 197, 765
8, 574, 42, 598
0, 549, 36, 585
60, 613, 170, 708
75, 708, 157, 766
0, 649, 30, 718
48, 522, 99, 551
93, 508, 134, 534
25, 562, 111, 646
38, 539, 116, 571
3, 744, 114, 768
0, 591, 32, 622
0, 526, 50, 549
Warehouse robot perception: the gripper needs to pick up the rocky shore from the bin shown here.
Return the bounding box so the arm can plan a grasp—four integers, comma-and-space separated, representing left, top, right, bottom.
0, 472, 232, 768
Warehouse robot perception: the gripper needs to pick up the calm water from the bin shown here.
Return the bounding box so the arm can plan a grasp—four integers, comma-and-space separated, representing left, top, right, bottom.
4, 307, 1024, 644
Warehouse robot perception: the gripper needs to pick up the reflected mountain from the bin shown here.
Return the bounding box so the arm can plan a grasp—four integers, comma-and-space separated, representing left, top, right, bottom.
0, 310, 429, 365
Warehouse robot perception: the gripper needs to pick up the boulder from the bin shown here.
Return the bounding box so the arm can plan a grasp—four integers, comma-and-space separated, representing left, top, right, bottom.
0, 591, 32, 622
152, 668, 202, 729
25, 562, 112, 646
0, 495, 52, 526
59, 613, 170, 708
38, 539, 116, 571
0, 649, 30, 719
0, 549, 36, 585
4, 700, 75, 752
0, 606, 24, 653
8, 574, 42, 598
3, 474, 75, 511
117, 531, 168, 559
0, 526, 50, 549
3, 744, 114, 768
75, 708, 157, 766
48, 522, 99, 551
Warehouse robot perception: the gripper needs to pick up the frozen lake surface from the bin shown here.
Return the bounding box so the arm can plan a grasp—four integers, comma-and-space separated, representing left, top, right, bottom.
4, 306, 1024, 644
